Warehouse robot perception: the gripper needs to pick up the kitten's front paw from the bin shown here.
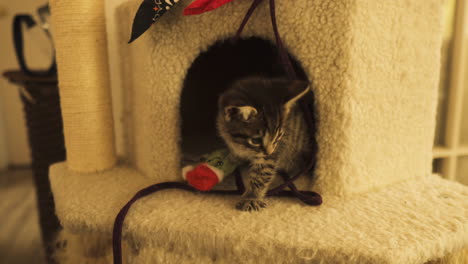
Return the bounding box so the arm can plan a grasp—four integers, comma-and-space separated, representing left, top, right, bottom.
236, 199, 266, 212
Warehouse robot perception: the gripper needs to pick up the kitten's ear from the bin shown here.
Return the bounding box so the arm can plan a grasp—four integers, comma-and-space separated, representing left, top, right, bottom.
224, 106, 258, 122
284, 80, 310, 114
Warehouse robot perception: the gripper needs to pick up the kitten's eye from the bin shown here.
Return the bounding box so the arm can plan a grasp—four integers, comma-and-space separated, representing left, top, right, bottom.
248, 138, 262, 147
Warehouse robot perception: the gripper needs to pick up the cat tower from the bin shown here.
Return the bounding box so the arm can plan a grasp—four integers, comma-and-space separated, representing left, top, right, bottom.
48, 0, 468, 263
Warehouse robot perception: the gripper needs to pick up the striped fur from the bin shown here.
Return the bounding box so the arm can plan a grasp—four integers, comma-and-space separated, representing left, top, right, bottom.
217, 77, 312, 211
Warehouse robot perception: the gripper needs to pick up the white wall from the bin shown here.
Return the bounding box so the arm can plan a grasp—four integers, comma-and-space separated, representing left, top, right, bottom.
0, 5, 9, 170
0, 0, 51, 166
0, 101, 8, 170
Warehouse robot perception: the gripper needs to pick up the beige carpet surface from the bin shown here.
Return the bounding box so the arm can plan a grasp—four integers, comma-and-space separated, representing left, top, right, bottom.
51, 162, 468, 264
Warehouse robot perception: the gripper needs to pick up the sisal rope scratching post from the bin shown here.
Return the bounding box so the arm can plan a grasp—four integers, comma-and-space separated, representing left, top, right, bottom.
50, 0, 116, 172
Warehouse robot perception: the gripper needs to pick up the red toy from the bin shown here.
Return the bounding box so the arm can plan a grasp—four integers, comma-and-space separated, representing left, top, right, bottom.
182, 149, 240, 191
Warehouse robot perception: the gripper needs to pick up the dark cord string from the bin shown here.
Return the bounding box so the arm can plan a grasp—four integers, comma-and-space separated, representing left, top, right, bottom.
269, 0, 296, 79
231, 0, 264, 43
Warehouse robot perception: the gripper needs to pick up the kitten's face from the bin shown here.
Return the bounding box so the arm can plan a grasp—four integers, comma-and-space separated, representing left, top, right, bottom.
217, 78, 309, 159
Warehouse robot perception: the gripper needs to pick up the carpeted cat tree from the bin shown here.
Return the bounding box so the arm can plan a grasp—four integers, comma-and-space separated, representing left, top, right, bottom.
49, 0, 468, 263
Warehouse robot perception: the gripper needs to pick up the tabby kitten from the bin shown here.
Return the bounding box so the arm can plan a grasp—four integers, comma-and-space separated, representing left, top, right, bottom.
217, 77, 313, 211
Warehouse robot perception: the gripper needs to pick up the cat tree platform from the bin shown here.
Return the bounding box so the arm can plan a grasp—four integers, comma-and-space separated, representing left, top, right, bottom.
48, 0, 468, 263
50, 162, 468, 263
